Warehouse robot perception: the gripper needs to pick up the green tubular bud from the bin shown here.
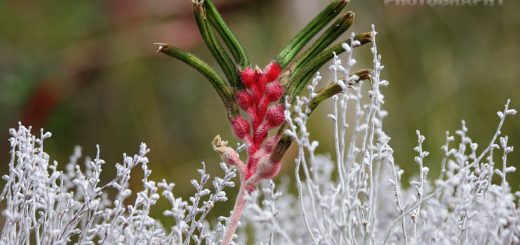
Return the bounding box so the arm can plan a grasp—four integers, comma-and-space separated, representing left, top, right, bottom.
193, 4, 241, 89
156, 43, 239, 120
293, 11, 355, 72
205, 0, 250, 68
308, 69, 371, 112
287, 32, 372, 101
275, 0, 350, 68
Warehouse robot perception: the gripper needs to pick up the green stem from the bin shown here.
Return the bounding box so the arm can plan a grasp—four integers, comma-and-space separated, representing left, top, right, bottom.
275, 0, 349, 68
205, 0, 250, 68
156, 43, 239, 120
193, 4, 241, 89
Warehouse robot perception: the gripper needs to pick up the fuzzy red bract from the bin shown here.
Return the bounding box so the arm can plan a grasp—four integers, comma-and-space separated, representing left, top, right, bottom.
263, 62, 282, 82
239, 67, 256, 88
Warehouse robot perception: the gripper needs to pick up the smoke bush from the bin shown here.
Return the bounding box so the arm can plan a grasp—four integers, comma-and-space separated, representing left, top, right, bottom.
1, 27, 519, 245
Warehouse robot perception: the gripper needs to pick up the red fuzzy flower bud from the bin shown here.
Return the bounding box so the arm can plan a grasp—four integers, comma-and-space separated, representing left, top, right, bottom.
236, 91, 253, 111
263, 62, 282, 83
231, 117, 250, 139
240, 67, 256, 88
265, 104, 285, 127
265, 82, 284, 102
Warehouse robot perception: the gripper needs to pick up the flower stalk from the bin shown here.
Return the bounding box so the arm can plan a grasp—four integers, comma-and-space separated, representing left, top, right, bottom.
157, 1, 372, 243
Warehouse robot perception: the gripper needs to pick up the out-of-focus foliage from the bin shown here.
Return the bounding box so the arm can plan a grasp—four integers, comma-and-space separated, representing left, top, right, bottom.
0, 0, 519, 210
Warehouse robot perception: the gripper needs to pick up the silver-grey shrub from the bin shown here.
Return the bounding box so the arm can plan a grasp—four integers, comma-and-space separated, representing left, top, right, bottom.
1, 26, 519, 244
239, 26, 520, 245
0, 125, 236, 244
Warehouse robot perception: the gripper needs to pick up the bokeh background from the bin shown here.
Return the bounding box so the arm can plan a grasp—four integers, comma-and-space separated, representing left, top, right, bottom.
1, 0, 519, 224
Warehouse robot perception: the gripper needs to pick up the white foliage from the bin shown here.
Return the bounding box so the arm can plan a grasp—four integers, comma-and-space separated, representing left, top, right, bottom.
0, 124, 236, 245
240, 26, 520, 245
1, 26, 519, 244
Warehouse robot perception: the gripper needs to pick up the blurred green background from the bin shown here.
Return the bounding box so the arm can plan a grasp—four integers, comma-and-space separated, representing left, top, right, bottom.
1, 0, 519, 224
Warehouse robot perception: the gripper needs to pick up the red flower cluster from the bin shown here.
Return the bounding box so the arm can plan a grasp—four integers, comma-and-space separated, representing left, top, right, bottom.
231, 62, 285, 179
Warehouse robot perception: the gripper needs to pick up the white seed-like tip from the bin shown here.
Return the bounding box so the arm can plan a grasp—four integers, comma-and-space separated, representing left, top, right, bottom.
153, 43, 167, 53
